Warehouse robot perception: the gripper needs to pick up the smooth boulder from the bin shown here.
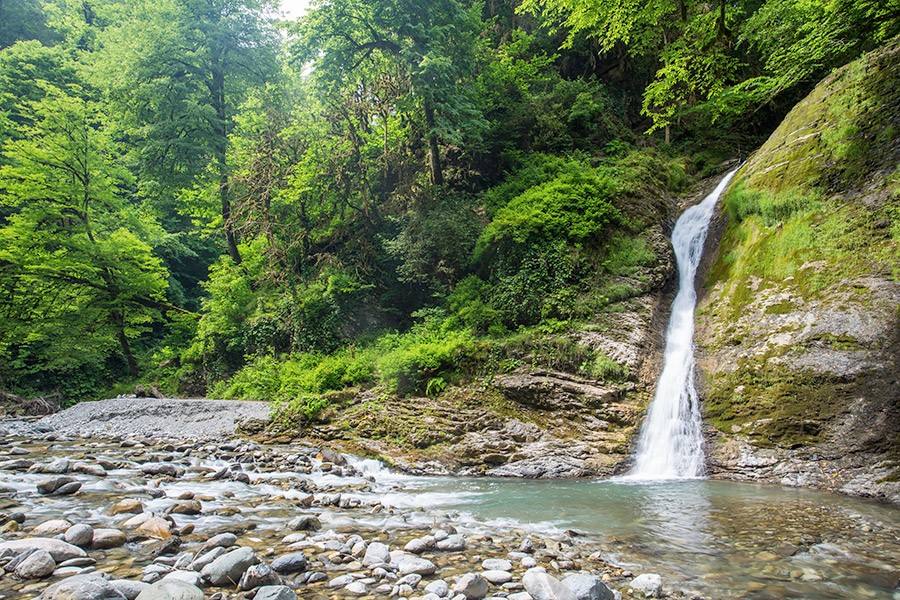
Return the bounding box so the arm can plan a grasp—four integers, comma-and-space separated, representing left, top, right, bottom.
0, 538, 87, 562
135, 579, 204, 600
39, 574, 127, 600
454, 573, 489, 600
523, 569, 577, 600
201, 546, 260, 586
562, 573, 616, 600
254, 586, 298, 600
14, 549, 56, 579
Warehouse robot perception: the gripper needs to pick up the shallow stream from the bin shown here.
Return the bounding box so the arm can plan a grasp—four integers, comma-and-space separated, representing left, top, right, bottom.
1, 436, 898, 599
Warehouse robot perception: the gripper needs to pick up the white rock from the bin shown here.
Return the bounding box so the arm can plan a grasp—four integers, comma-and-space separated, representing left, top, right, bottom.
481, 558, 512, 571
629, 574, 662, 598
522, 569, 576, 600
454, 573, 489, 600
363, 541, 391, 566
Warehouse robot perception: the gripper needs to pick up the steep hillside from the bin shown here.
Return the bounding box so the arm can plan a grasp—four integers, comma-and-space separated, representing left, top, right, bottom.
697, 39, 900, 502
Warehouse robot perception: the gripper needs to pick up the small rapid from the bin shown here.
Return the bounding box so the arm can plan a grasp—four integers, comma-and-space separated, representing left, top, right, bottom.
628, 169, 738, 480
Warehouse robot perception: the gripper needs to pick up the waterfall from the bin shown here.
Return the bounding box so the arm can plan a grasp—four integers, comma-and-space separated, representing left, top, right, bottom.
627, 169, 738, 480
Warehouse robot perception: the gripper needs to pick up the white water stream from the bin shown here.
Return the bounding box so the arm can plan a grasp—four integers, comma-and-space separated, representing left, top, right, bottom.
628, 169, 738, 480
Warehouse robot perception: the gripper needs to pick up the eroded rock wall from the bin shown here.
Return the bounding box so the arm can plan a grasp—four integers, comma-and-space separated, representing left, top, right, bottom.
696, 39, 900, 502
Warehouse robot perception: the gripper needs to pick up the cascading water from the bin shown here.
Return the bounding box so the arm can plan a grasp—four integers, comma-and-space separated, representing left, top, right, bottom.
627, 168, 738, 480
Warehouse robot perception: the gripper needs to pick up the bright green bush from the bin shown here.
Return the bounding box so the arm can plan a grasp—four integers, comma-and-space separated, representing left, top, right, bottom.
375, 317, 475, 394
477, 164, 622, 253
448, 275, 503, 333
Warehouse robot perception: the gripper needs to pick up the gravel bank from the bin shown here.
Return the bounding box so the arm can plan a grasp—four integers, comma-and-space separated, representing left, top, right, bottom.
35, 398, 271, 440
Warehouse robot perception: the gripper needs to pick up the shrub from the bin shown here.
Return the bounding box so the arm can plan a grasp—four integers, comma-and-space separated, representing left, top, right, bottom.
376, 316, 475, 395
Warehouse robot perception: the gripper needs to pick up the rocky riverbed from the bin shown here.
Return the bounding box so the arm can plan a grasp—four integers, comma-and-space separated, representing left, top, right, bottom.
0, 414, 672, 600
2, 402, 899, 600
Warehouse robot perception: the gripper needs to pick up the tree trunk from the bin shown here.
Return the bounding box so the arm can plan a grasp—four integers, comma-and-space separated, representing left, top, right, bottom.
115, 314, 139, 378
423, 100, 443, 186
210, 59, 242, 265
716, 0, 731, 40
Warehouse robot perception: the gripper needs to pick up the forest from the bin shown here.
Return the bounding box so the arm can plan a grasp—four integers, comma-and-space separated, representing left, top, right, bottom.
0, 0, 896, 417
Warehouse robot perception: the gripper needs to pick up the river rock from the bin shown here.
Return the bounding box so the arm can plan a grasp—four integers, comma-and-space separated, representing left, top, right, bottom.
482, 558, 513, 571
14, 549, 56, 579
363, 541, 391, 566
629, 574, 662, 598
271, 552, 308, 574
37, 458, 71, 474
201, 546, 260, 586
287, 515, 321, 531
141, 463, 179, 477
254, 585, 298, 600
65, 524, 94, 547
35, 476, 76, 495
92, 528, 127, 549
137, 516, 173, 539
163, 569, 204, 587
122, 512, 153, 528
239, 563, 281, 590
109, 579, 150, 600
197, 532, 237, 555
135, 579, 204, 600
425, 580, 450, 597
561, 573, 615, 600
317, 447, 347, 465
190, 546, 226, 571
345, 581, 367, 595
435, 534, 467, 551
454, 574, 489, 599
110, 580, 150, 600
523, 569, 577, 600
0, 458, 33, 470
482, 570, 513, 584
39, 573, 127, 600
170, 500, 202, 515
33, 519, 73, 536
0, 538, 87, 562
110, 499, 144, 515
72, 462, 107, 477
405, 536, 436, 554
396, 555, 437, 576
54, 481, 83, 495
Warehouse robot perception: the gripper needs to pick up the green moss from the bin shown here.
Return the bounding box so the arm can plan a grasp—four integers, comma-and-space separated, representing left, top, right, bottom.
703, 360, 850, 448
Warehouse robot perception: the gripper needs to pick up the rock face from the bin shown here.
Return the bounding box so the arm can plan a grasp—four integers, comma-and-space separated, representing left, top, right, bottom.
696, 39, 900, 503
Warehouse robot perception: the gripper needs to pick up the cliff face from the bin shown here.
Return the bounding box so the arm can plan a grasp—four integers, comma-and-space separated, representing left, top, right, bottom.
696, 39, 900, 502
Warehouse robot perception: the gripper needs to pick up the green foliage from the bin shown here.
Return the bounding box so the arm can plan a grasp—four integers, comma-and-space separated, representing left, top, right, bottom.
478, 161, 622, 253
581, 352, 630, 382
375, 316, 476, 395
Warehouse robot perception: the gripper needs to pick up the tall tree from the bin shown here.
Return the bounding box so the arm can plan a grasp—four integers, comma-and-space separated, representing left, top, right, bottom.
93, 0, 280, 264
0, 84, 169, 387
291, 0, 487, 187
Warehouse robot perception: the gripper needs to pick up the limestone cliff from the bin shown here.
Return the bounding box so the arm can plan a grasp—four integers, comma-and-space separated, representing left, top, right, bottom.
697, 39, 900, 502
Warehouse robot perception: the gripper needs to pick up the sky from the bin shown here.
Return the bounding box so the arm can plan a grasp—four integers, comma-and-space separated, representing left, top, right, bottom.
280, 0, 311, 19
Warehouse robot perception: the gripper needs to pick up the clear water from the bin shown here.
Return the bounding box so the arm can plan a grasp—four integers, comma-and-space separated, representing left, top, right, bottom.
629, 169, 738, 479
2, 440, 898, 600
387, 475, 900, 599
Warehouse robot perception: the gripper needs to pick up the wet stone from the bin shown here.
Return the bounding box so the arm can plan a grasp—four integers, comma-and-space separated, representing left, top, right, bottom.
271, 551, 308, 574
254, 585, 298, 600
65, 523, 94, 548
14, 549, 56, 579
